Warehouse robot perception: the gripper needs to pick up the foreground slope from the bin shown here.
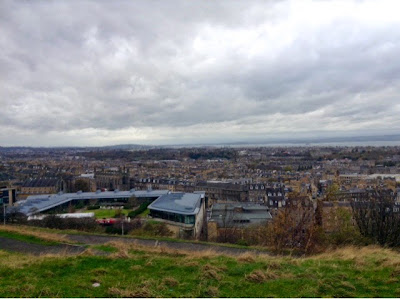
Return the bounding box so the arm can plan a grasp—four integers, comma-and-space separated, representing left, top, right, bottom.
1, 238, 400, 297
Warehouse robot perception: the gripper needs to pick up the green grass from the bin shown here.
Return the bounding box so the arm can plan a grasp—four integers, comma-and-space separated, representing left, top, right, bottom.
84, 209, 131, 219
138, 208, 150, 217
91, 245, 118, 253
0, 246, 400, 297
0, 230, 59, 246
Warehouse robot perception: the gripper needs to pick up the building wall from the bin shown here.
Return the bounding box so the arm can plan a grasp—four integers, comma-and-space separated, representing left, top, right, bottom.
194, 197, 206, 239
21, 186, 57, 194
148, 198, 205, 240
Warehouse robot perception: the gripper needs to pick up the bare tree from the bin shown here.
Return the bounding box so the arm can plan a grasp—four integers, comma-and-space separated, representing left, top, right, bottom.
216, 205, 242, 244
266, 196, 324, 254
351, 189, 400, 246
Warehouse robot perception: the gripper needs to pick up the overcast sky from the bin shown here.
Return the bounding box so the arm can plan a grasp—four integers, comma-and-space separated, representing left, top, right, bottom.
1, 0, 400, 146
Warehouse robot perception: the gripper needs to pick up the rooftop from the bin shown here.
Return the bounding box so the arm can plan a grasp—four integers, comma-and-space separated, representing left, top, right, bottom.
209, 203, 272, 227
14, 189, 169, 216
22, 178, 60, 188
148, 192, 204, 215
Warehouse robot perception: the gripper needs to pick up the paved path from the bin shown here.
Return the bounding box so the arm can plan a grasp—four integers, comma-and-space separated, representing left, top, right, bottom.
0, 236, 86, 256
0, 233, 270, 256
66, 234, 269, 256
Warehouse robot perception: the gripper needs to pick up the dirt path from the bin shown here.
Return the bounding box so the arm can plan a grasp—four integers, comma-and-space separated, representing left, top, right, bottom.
0, 237, 86, 256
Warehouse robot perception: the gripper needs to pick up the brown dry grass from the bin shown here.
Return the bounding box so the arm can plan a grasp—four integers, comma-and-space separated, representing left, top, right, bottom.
341, 280, 356, 291
162, 276, 179, 287
311, 245, 400, 270
202, 264, 225, 281
245, 269, 278, 283
387, 277, 399, 284
106, 241, 132, 259
0, 225, 69, 243
265, 260, 282, 270
104, 239, 236, 261
237, 252, 256, 263
0, 250, 37, 269
312, 245, 397, 261
108, 286, 153, 298
207, 286, 219, 297
78, 247, 96, 257
0, 249, 82, 269
183, 261, 200, 267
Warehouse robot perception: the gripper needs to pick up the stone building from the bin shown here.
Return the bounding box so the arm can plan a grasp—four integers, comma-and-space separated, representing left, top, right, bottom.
20, 178, 64, 198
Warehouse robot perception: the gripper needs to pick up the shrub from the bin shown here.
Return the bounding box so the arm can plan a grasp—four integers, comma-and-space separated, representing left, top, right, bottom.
105, 219, 143, 235
128, 202, 151, 218
87, 205, 100, 210
29, 215, 100, 232
236, 239, 249, 246
130, 221, 172, 237
75, 201, 85, 210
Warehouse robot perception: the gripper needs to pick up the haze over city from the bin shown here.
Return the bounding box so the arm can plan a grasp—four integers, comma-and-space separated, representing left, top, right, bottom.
1, 0, 400, 147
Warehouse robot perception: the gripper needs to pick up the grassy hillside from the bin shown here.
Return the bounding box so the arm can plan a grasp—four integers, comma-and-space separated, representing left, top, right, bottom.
1, 241, 400, 297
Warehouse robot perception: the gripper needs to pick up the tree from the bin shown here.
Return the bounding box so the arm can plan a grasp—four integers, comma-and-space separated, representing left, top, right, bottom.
325, 184, 339, 201
74, 179, 90, 192
284, 166, 293, 172
125, 195, 138, 209
216, 205, 242, 244
351, 189, 400, 246
323, 204, 362, 246
266, 196, 324, 254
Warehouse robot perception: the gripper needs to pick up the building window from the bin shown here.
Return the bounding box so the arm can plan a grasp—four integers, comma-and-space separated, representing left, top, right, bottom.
185, 215, 195, 224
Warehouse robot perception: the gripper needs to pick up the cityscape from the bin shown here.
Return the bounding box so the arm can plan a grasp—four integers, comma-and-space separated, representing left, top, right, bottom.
1, 0, 400, 298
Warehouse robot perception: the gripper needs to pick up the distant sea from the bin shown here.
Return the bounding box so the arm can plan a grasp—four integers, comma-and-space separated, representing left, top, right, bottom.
209, 141, 400, 148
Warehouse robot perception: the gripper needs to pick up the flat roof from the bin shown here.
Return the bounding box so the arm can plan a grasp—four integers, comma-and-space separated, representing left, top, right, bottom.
148, 192, 204, 215
14, 189, 169, 216
209, 203, 272, 226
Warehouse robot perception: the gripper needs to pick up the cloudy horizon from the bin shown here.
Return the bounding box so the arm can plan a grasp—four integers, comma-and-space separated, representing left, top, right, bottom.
1, 0, 400, 146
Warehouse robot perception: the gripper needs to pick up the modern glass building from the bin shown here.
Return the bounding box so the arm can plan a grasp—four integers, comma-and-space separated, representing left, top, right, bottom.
148, 192, 206, 239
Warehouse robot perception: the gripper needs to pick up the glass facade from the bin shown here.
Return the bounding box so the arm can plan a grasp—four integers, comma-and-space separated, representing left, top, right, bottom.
149, 209, 195, 225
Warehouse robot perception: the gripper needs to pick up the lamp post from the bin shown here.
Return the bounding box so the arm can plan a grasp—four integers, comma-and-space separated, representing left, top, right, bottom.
121, 214, 126, 236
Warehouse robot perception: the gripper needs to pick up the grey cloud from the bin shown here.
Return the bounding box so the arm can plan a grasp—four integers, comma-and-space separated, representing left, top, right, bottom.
1, 0, 400, 145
